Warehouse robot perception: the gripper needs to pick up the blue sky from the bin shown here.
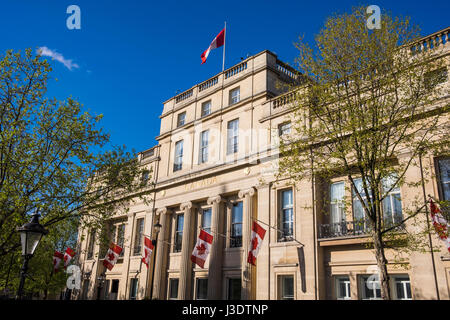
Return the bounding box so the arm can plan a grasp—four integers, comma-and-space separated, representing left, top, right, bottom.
1, 0, 448, 153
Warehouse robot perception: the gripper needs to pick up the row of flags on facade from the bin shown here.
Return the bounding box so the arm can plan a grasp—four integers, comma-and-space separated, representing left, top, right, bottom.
53, 248, 76, 273
429, 199, 450, 253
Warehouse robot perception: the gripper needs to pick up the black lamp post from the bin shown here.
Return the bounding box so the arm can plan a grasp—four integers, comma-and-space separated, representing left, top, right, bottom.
149, 222, 162, 299
16, 213, 48, 299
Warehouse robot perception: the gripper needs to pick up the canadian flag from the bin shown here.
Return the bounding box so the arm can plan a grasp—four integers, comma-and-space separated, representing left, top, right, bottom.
247, 221, 266, 266
53, 251, 64, 273
201, 28, 225, 64
103, 242, 123, 271
63, 248, 76, 269
142, 236, 154, 268
429, 199, 450, 253
191, 229, 213, 268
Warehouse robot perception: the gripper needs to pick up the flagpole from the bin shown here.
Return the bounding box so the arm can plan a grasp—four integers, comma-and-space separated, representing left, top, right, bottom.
222, 21, 226, 72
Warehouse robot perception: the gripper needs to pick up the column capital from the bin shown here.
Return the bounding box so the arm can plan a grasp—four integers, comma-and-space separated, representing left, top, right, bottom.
207, 195, 223, 205
156, 207, 168, 216
180, 201, 193, 210
238, 187, 256, 199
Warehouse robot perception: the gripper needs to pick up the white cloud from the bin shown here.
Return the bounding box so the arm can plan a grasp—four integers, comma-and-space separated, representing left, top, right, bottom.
37, 46, 80, 71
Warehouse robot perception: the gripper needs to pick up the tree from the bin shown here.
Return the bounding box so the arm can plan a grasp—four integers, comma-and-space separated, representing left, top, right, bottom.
0, 48, 152, 261
278, 6, 449, 299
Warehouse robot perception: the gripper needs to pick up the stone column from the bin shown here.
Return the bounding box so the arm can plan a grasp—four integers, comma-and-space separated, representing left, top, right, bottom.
178, 201, 194, 300
255, 184, 270, 299
238, 187, 256, 300
152, 207, 170, 299
207, 195, 224, 300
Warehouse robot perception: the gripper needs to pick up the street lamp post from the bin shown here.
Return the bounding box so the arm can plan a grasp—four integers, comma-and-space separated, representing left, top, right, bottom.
96, 272, 106, 300
149, 222, 162, 299
16, 213, 48, 300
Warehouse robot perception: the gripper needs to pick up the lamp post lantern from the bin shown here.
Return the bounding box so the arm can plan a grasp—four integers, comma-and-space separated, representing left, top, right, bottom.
16, 212, 48, 299
149, 222, 162, 299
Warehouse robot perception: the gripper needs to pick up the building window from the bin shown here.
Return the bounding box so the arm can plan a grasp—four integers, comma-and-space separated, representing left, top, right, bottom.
352, 178, 371, 233
424, 67, 448, 90
227, 119, 239, 155
140, 170, 150, 185
114, 224, 126, 257
360, 275, 381, 300
174, 214, 184, 252
230, 87, 240, 105
82, 280, 90, 300
279, 189, 294, 242
196, 278, 208, 300
227, 278, 241, 300
393, 276, 412, 300
330, 182, 346, 235
278, 275, 294, 300
110, 280, 119, 300
278, 122, 291, 136
173, 140, 183, 172
201, 208, 212, 234
87, 230, 96, 260
129, 278, 138, 300
133, 218, 144, 256
177, 112, 186, 127
201, 101, 211, 117
230, 202, 243, 248
437, 158, 450, 201
199, 130, 209, 164
335, 276, 351, 300
382, 175, 403, 228
169, 278, 179, 299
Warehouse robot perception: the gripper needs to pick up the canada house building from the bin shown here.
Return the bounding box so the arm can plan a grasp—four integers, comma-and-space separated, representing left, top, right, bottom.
76, 27, 450, 300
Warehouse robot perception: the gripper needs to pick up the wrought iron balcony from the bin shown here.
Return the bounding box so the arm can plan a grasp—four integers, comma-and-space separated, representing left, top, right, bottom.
318, 220, 405, 239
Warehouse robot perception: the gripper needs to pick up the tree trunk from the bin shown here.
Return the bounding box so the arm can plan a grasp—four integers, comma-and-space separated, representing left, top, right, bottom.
373, 231, 391, 300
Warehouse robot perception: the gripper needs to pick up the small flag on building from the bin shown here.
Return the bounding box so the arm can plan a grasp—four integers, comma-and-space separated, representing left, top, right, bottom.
429, 199, 450, 253
142, 236, 154, 268
247, 221, 266, 266
63, 248, 76, 269
53, 251, 64, 273
191, 229, 213, 268
201, 28, 225, 64
103, 242, 123, 271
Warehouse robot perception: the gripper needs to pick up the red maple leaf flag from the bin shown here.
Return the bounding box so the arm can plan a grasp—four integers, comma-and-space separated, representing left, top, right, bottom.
103, 242, 123, 271
53, 251, 64, 273
429, 199, 450, 253
142, 236, 154, 268
247, 221, 266, 266
201, 28, 225, 64
63, 248, 76, 269
191, 229, 213, 268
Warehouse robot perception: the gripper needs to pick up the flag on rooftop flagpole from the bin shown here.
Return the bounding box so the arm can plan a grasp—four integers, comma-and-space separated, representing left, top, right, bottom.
53, 251, 64, 273
191, 229, 213, 268
247, 221, 266, 266
103, 242, 123, 271
429, 199, 450, 253
201, 27, 225, 65
63, 247, 76, 269
142, 236, 154, 268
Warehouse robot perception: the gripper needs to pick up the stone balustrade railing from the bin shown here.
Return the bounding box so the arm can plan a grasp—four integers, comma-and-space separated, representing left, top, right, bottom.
225, 61, 248, 79
198, 76, 219, 92
175, 89, 193, 104
410, 26, 449, 55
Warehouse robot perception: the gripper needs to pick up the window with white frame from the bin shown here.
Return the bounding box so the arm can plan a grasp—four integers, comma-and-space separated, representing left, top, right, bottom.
229, 87, 240, 105
230, 202, 243, 248
113, 223, 126, 258
360, 275, 382, 300
352, 178, 371, 233
196, 278, 208, 300
169, 278, 179, 299
330, 182, 346, 225
382, 175, 403, 228
199, 130, 209, 164
335, 276, 351, 300
278, 122, 291, 136
133, 218, 144, 256
177, 112, 186, 127
201, 208, 212, 234
201, 101, 211, 117
174, 214, 184, 252
227, 119, 239, 154
173, 140, 183, 172
87, 230, 96, 260
129, 278, 138, 300
279, 189, 294, 241
393, 275, 412, 300
278, 275, 294, 300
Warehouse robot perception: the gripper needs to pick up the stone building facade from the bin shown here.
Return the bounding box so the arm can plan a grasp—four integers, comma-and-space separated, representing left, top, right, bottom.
76, 27, 450, 300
